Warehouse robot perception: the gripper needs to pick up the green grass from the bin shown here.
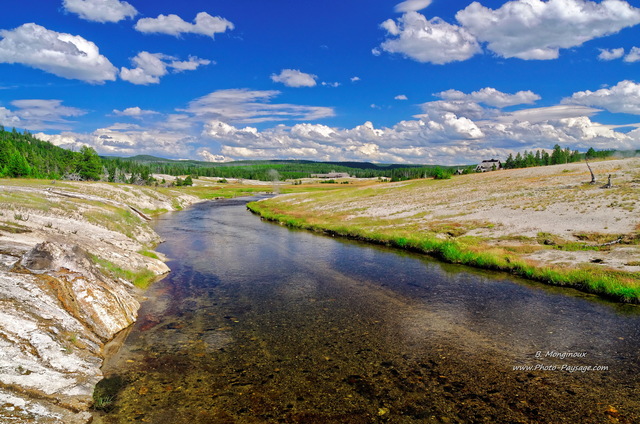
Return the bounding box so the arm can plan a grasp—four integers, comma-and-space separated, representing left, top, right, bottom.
0, 178, 75, 189
83, 206, 140, 240
248, 201, 640, 304
93, 394, 115, 411
142, 207, 168, 216
92, 375, 125, 412
0, 222, 31, 234
91, 256, 158, 289
139, 249, 160, 260
0, 190, 57, 212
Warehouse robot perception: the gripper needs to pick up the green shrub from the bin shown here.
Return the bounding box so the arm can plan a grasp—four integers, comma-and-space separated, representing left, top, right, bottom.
432, 167, 452, 180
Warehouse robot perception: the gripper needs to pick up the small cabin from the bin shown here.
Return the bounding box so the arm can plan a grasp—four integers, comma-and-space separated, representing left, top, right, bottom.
475, 159, 502, 173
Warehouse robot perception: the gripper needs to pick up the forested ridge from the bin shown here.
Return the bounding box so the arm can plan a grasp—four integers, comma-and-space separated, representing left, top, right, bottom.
0, 126, 102, 180
0, 127, 634, 183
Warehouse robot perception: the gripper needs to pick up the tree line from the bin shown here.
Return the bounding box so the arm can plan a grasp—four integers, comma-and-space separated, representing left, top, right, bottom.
502, 145, 616, 169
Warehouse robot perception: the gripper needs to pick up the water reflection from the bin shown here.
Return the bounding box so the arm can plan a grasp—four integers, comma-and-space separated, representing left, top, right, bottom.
96, 197, 640, 423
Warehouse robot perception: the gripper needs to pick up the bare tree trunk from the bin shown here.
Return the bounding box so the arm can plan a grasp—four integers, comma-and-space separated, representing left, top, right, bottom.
585, 157, 596, 184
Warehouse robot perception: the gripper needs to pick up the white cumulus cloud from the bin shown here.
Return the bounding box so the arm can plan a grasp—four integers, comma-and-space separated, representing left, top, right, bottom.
0, 23, 117, 83
197, 149, 231, 163
379, 0, 640, 64
0, 107, 21, 127
170, 56, 214, 72
29, 75, 640, 166
120, 52, 210, 85
623, 46, 640, 62
598, 48, 625, 61
63, 0, 137, 23
456, 0, 640, 60
419, 100, 490, 121
199, 92, 639, 164
271, 69, 318, 87
563, 80, 640, 114
37, 125, 198, 157
436, 87, 541, 108
32, 87, 640, 165
135, 12, 234, 38
395, 94, 408, 100
112, 107, 160, 118
379, 12, 481, 64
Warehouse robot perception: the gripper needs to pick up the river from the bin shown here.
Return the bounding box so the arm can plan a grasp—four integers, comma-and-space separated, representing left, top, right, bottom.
95, 197, 640, 423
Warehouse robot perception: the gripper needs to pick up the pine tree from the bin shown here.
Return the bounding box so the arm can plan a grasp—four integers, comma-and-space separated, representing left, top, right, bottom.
7, 151, 31, 177
525, 151, 536, 167
0, 138, 11, 168
504, 153, 515, 169
514, 152, 524, 168
541, 150, 550, 165
550, 144, 565, 165
76, 146, 102, 180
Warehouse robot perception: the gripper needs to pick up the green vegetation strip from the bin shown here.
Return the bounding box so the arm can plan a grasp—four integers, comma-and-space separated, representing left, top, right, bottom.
91, 256, 158, 289
247, 201, 640, 304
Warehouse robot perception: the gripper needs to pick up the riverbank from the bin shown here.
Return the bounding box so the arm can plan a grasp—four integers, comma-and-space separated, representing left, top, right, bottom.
0, 178, 269, 423
248, 158, 640, 303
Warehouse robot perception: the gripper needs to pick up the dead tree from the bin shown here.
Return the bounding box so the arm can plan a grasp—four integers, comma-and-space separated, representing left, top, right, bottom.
585, 157, 596, 184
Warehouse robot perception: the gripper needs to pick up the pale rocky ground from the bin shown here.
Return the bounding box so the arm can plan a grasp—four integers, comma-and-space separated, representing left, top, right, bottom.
270, 157, 640, 273
0, 181, 205, 423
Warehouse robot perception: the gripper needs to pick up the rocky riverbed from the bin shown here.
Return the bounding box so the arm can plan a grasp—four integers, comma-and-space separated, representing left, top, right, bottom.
0, 181, 202, 423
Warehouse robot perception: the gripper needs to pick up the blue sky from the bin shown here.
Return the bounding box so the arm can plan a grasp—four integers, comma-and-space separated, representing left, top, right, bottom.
2, 0, 640, 164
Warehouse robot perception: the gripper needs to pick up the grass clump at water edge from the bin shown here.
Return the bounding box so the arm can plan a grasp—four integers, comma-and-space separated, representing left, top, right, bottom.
139, 249, 160, 260
247, 201, 640, 304
90, 255, 158, 289
92, 375, 126, 412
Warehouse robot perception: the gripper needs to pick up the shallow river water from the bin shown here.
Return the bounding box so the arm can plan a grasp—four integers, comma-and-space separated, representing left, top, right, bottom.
95, 197, 640, 423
